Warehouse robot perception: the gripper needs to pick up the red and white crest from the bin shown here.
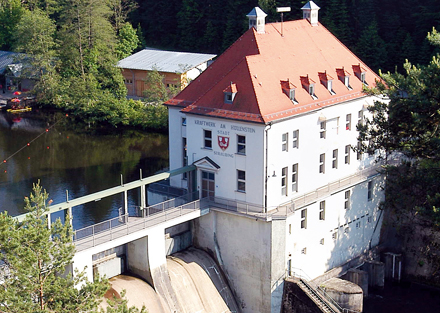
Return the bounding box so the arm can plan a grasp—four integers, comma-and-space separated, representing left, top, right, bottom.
218, 136, 229, 151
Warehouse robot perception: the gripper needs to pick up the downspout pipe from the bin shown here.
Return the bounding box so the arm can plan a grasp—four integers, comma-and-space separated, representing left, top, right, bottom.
264, 122, 272, 213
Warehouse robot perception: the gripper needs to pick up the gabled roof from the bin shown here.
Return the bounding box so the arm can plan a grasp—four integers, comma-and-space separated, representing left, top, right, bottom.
0, 51, 20, 75
165, 19, 381, 124
117, 48, 216, 73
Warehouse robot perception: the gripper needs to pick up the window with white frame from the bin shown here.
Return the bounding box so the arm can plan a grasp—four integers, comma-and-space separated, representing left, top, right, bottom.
301, 247, 307, 254
332, 232, 338, 240
358, 110, 364, 126
301, 209, 307, 229
361, 72, 368, 85
332, 149, 338, 169
368, 181, 373, 201
182, 117, 187, 126
281, 167, 288, 196
357, 141, 362, 160
204, 130, 212, 149
237, 135, 246, 155
319, 201, 325, 220
346, 114, 351, 130
292, 163, 298, 192
182, 137, 188, 179
345, 145, 351, 164
282, 133, 288, 151
319, 153, 325, 173
344, 190, 351, 209
320, 121, 326, 139
356, 221, 361, 228
237, 170, 246, 192
320, 238, 325, 245
292, 130, 299, 148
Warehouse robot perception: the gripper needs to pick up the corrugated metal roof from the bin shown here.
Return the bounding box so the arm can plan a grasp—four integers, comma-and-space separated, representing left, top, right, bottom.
0, 51, 19, 75
117, 48, 216, 73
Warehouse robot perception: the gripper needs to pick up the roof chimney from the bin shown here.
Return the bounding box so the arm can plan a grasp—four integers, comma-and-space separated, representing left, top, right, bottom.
247, 7, 267, 33
301, 1, 320, 26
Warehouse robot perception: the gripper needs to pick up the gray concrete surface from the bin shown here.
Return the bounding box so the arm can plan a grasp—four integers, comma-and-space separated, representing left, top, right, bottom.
168, 247, 240, 312
103, 274, 169, 313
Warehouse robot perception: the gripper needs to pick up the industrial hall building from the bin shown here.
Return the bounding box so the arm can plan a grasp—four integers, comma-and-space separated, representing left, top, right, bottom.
164, 2, 385, 312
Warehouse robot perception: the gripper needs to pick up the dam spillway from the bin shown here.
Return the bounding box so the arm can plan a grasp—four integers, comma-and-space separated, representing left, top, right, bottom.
105, 247, 240, 313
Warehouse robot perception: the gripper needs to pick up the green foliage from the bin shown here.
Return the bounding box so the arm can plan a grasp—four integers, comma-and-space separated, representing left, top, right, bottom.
0, 0, 23, 50
359, 30, 440, 160
12, 8, 56, 56
0, 182, 108, 312
355, 21, 388, 72
116, 22, 139, 59
360, 29, 440, 226
0, 183, 151, 312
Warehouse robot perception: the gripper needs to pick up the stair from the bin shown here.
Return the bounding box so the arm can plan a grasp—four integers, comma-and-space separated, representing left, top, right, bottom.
297, 278, 341, 313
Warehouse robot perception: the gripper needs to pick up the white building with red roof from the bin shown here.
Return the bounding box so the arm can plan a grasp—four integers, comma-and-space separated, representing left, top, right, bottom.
164, 2, 384, 312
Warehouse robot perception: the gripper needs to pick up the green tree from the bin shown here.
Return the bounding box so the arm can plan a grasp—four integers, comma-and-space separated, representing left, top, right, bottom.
107, 0, 137, 33
358, 28, 440, 227
355, 21, 388, 72
11, 7, 60, 104
0, 0, 23, 50
358, 28, 440, 161
0, 183, 108, 312
116, 22, 139, 59
0, 183, 148, 312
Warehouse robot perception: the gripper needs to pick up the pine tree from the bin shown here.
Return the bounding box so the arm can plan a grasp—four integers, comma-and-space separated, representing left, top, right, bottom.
355, 21, 387, 71
0, 183, 147, 312
0, 183, 108, 312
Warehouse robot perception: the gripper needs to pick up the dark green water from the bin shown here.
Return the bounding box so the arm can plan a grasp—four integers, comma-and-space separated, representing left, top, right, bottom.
0, 109, 168, 230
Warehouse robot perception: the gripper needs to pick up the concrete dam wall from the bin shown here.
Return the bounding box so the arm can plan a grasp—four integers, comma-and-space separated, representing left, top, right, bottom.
105, 247, 240, 313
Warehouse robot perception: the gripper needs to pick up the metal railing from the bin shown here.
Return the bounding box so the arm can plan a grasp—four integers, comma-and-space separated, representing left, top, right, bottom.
133, 192, 198, 217
300, 278, 340, 313
291, 164, 381, 209
205, 196, 294, 219
147, 182, 188, 198
73, 197, 203, 251
290, 267, 361, 313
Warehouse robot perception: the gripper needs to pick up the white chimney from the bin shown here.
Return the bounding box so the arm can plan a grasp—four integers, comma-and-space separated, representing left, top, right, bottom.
301, 1, 320, 26
247, 7, 267, 33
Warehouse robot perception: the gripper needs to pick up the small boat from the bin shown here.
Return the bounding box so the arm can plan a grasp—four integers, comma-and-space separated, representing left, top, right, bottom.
7, 106, 32, 113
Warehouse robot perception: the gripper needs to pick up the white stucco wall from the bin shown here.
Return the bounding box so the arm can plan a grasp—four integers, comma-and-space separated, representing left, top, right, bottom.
265, 96, 378, 209
171, 113, 266, 206
285, 175, 385, 280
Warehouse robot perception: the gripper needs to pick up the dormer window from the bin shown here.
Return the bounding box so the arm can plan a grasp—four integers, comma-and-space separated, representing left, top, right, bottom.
301, 75, 318, 100
223, 83, 237, 104
336, 67, 352, 90
319, 71, 336, 95
360, 72, 367, 85
353, 64, 368, 86
281, 79, 298, 104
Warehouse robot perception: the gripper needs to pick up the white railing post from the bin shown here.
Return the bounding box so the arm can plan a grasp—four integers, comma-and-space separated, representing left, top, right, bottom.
92, 226, 95, 247
110, 221, 112, 240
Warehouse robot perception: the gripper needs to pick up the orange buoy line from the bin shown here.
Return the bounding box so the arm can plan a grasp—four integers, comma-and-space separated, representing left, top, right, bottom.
1, 114, 69, 172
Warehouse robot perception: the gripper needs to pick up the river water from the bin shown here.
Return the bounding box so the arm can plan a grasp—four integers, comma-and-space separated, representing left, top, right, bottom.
0, 110, 168, 230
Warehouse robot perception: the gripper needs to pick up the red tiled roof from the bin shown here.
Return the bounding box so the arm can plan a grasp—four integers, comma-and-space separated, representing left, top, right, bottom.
165, 19, 382, 123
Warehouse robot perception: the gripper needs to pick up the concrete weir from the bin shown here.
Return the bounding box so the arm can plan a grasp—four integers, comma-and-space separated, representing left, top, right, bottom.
108, 247, 239, 313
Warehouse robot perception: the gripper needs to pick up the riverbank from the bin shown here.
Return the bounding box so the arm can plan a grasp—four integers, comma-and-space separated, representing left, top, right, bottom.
0, 109, 169, 229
